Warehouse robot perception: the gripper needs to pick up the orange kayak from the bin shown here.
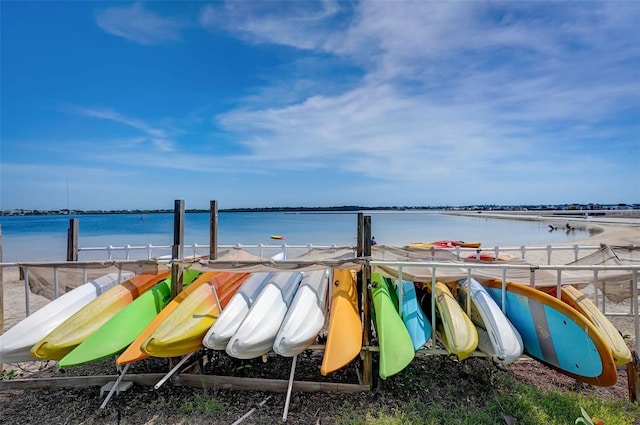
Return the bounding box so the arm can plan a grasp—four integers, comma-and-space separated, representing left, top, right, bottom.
320, 269, 362, 375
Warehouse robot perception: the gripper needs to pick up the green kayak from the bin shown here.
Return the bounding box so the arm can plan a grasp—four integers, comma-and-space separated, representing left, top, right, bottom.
58, 269, 202, 368
370, 273, 415, 379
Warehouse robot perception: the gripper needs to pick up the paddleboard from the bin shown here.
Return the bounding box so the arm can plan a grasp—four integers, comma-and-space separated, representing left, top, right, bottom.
457, 278, 523, 365
0, 271, 134, 363
30, 270, 170, 361
421, 281, 478, 361
370, 273, 414, 379
320, 268, 362, 376
395, 279, 431, 351
539, 285, 632, 366
58, 269, 202, 367
201, 272, 275, 350
140, 272, 249, 358
482, 279, 617, 386
225, 272, 304, 359
273, 269, 330, 357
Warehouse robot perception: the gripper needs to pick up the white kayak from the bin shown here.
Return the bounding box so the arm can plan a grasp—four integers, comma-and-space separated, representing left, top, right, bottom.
0, 271, 134, 363
201, 272, 274, 350
458, 278, 524, 365
225, 271, 304, 359
273, 269, 330, 357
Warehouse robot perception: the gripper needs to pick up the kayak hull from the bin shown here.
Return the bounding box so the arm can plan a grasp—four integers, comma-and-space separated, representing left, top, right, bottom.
273, 269, 330, 357
58, 269, 202, 367
371, 273, 415, 379
30, 271, 170, 361
0, 272, 133, 363
226, 272, 303, 359
320, 269, 362, 375
141, 272, 249, 358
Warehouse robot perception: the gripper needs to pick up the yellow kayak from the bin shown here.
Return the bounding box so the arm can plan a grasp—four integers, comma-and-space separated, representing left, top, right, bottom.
540, 285, 632, 366
320, 269, 362, 375
140, 272, 250, 358
116, 271, 219, 365
424, 281, 478, 361
30, 271, 170, 361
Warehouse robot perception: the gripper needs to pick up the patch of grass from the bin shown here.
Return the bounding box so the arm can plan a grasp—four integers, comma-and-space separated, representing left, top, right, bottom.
178, 390, 225, 416
0, 368, 20, 380
335, 358, 640, 425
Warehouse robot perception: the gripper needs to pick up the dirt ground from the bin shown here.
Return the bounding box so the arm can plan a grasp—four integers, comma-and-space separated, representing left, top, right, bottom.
0, 346, 635, 425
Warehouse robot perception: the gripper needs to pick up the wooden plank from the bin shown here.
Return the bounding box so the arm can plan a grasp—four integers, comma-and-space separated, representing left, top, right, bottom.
175, 374, 370, 393
0, 374, 166, 390
0, 373, 370, 393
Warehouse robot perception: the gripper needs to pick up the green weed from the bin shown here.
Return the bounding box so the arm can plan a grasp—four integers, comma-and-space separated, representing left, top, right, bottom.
179, 390, 225, 415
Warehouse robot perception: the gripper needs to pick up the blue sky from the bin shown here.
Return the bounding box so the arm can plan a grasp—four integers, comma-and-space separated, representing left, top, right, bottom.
1, 1, 638, 211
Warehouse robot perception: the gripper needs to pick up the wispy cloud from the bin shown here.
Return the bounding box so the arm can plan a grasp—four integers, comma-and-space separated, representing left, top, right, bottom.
68, 105, 176, 152
199, 0, 344, 50
201, 1, 639, 188
95, 2, 186, 45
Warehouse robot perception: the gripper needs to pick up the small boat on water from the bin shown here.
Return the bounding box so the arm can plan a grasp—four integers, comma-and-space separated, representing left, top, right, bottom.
409, 240, 482, 249
270, 235, 285, 240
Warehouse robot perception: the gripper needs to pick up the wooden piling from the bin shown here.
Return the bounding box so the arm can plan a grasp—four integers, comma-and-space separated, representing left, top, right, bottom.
66, 218, 78, 261
171, 200, 185, 299
362, 215, 373, 386
628, 351, 639, 403
356, 213, 373, 387
210, 200, 218, 260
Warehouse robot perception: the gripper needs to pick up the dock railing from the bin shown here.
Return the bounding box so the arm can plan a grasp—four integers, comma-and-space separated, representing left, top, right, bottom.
76, 242, 603, 264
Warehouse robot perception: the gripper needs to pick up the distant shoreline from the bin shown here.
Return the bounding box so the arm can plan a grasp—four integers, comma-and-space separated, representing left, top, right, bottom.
3, 205, 640, 217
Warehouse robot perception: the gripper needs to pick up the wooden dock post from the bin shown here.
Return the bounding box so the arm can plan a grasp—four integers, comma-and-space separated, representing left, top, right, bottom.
356, 213, 373, 387
629, 352, 640, 403
66, 218, 78, 261
171, 200, 185, 299
209, 200, 218, 260
362, 215, 373, 386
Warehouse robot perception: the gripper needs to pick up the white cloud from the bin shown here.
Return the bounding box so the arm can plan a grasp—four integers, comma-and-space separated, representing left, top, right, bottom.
199, 0, 346, 50
203, 1, 638, 187
68, 106, 176, 152
95, 2, 185, 45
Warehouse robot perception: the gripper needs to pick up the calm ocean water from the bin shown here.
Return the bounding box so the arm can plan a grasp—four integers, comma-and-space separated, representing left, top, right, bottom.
0, 211, 591, 262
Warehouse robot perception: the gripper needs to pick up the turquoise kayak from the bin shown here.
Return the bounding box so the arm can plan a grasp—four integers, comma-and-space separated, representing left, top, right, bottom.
394, 279, 432, 351
370, 273, 414, 379
58, 269, 202, 367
